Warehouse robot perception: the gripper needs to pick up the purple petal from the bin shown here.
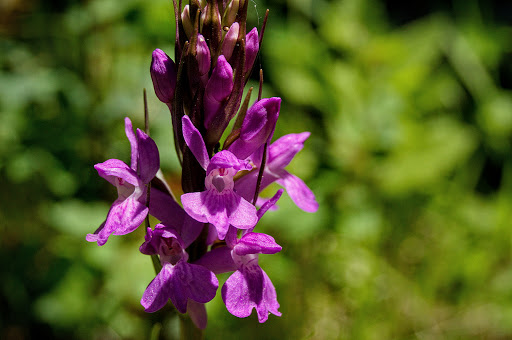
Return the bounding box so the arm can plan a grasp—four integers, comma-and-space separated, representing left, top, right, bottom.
149, 187, 186, 229
259, 268, 281, 321
182, 115, 209, 170
228, 97, 281, 159
187, 300, 208, 330
222, 270, 253, 318
222, 263, 280, 322
141, 263, 173, 313
136, 129, 160, 184
181, 191, 211, 225
87, 196, 148, 246
267, 132, 310, 171
276, 171, 318, 213
124, 117, 138, 171
181, 189, 257, 240
180, 216, 205, 249
257, 189, 284, 220
194, 246, 237, 274
245, 27, 259, 74
139, 226, 158, 255
207, 150, 251, 174
169, 262, 218, 313
235, 232, 282, 256
94, 159, 139, 187
184, 263, 219, 303
228, 193, 258, 230
233, 168, 280, 203
150, 49, 177, 104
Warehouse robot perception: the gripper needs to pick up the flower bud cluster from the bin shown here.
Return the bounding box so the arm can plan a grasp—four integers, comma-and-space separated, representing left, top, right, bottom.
87, 0, 318, 330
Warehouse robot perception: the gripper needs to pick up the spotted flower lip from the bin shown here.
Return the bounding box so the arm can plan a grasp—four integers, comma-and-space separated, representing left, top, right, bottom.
86, 117, 160, 246
180, 115, 258, 240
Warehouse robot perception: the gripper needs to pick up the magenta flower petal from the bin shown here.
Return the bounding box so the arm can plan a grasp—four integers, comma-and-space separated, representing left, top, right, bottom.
87, 195, 148, 246
141, 264, 173, 313
234, 232, 282, 256
136, 129, 160, 184
222, 264, 280, 323
149, 187, 186, 229
276, 170, 318, 213
94, 159, 139, 187
184, 263, 219, 304
267, 132, 310, 170
228, 194, 258, 229
182, 115, 209, 170
222, 270, 253, 318
181, 189, 257, 240
194, 246, 237, 274
207, 150, 251, 174
181, 191, 211, 225
124, 117, 138, 171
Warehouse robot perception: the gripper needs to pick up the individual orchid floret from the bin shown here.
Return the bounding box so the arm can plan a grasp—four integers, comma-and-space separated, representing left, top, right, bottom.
244, 27, 259, 74
180, 115, 258, 239
235, 132, 319, 213
195, 228, 282, 323
140, 224, 218, 328
197, 34, 211, 84
86, 118, 160, 246
150, 49, 177, 104
203, 55, 234, 129
222, 22, 239, 61
228, 97, 281, 159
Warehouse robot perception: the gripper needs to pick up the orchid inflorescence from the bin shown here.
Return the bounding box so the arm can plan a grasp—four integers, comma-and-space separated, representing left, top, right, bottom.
87, 0, 318, 330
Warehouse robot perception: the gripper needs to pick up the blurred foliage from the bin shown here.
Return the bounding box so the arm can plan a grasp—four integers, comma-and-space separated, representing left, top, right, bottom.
1, 0, 512, 339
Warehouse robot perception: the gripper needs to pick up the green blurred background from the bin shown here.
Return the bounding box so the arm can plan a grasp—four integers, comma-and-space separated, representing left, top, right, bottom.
2, 0, 512, 339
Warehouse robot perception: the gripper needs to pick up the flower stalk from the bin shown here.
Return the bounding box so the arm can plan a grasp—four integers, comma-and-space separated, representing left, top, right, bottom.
87, 0, 318, 337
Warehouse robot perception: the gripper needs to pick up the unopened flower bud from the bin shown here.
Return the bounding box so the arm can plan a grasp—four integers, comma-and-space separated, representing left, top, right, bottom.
197, 34, 211, 80
223, 0, 239, 27
203, 55, 233, 129
181, 5, 193, 38
150, 49, 177, 104
245, 27, 259, 74
222, 22, 239, 61
228, 97, 281, 159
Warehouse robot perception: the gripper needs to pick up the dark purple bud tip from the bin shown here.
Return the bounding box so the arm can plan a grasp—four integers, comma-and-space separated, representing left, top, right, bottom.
150, 49, 177, 104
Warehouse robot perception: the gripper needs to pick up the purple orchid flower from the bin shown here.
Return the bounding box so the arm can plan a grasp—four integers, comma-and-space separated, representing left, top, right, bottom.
235, 132, 319, 213
140, 224, 218, 329
86, 118, 160, 246
194, 190, 283, 323
180, 115, 258, 240
195, 229, 282, 323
